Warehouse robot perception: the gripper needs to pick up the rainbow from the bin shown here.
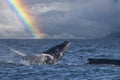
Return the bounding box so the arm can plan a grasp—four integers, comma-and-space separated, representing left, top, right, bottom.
6, 0, 44, 39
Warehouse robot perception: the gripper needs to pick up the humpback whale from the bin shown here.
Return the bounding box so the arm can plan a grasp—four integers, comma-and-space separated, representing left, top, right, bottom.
11, 41, 71, 65
88, 58, 120, 66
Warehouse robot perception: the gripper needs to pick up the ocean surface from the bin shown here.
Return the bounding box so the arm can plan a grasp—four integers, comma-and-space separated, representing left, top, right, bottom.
0, 39, 120, 80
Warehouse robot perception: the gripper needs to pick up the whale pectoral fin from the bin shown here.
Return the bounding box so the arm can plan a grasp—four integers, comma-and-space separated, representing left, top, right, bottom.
43, 41, 71, 64
11, 48, 26, 57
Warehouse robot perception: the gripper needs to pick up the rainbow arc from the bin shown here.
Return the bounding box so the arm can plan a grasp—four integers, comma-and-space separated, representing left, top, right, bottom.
7, 0, 44, 39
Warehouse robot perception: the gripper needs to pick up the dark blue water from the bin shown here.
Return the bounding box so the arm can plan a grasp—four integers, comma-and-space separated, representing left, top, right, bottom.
0, 39, 120, 80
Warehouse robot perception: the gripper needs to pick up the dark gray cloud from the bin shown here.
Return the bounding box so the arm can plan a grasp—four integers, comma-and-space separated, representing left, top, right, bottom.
0, 0, 120, 39
24, 0, 120, 39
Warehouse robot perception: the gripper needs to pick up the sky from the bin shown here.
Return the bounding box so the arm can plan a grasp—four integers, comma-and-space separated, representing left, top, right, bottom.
0, 0, 120, 39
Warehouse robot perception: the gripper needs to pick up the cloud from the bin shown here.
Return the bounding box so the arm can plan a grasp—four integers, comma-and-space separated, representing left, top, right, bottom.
45, 33, 78, 39
0, 24, 30, 39
0, 0, 120, 39
0, 0, 33, 39
24, 0, 120, 39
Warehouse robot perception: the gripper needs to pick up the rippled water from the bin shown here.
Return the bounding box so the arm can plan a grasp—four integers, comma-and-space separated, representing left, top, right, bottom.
0, 39, 120, 80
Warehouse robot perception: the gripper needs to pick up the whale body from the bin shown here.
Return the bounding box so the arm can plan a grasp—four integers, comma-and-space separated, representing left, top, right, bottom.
12, 41, 71, 65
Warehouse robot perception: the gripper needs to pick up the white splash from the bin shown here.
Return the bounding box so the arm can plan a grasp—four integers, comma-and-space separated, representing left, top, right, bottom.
20, 59, 30, 66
